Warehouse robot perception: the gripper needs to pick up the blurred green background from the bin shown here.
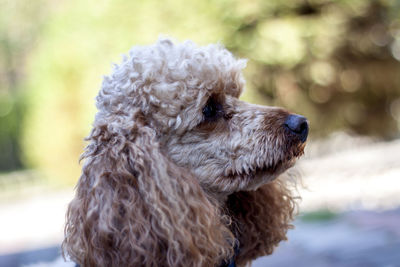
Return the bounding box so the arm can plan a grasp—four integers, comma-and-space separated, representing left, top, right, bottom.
1, 0, 400, 187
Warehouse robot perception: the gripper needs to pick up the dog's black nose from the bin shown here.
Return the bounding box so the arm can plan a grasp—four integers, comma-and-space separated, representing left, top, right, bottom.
284, 114, 309, 142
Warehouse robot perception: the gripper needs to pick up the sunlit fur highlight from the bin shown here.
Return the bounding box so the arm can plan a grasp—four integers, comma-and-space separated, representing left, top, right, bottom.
63, 38, 304, 267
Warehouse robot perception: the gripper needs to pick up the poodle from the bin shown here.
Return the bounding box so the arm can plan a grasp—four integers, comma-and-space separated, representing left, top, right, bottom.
62, 38, 308, 267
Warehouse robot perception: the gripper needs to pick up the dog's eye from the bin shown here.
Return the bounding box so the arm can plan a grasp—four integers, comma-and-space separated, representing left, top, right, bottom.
203, 98, 221, 120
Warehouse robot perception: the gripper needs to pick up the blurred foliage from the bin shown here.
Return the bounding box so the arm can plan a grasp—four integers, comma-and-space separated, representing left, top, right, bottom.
0, 0, 48, 170
224, 0, 400, 137
1, 0, 399, 184
300, 209, 338, 222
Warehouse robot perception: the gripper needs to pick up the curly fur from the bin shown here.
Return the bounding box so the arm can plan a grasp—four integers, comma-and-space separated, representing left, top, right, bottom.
63, 38, 306, 267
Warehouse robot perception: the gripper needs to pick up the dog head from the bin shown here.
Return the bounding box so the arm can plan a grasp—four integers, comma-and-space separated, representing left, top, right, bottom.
97, 38, 307, 194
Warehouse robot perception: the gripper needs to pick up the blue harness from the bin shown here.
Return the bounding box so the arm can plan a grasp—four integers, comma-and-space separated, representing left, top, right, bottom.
219, 242, 239, 267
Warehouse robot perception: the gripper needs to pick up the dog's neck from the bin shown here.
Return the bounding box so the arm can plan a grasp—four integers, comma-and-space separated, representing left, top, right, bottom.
205, 189, 231, 206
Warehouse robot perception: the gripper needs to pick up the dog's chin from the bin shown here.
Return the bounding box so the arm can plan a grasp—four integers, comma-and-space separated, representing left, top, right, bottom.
244, 159, 297, 191
216, 143, 305, 193
222, 158, 296, 192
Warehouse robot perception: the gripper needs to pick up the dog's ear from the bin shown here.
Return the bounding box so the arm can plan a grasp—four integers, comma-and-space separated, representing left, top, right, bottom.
226, 181, 297, 266
62, 110, 233, 267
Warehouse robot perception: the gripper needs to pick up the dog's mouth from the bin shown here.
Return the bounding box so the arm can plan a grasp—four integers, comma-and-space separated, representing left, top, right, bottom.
224, 158, 295, 180
220, 142, 306, 190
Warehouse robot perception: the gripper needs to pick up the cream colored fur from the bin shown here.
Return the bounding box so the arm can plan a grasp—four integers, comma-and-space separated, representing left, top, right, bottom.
63, 38, 305, 267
